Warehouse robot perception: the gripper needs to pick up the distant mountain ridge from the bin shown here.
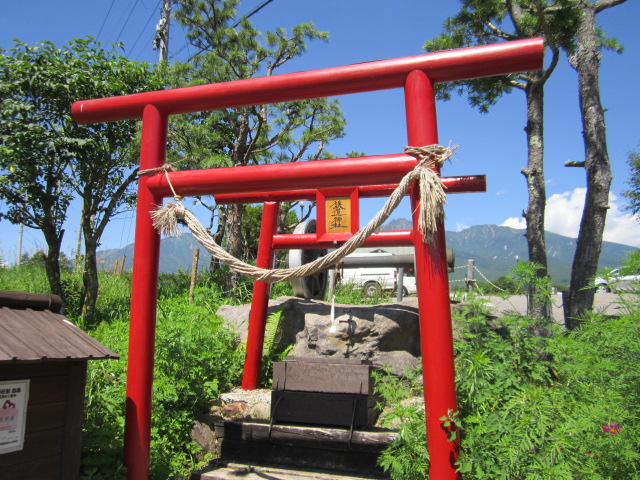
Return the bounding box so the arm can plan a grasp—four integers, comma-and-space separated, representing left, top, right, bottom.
97, 220, 636, 285
381, 219, 634, 285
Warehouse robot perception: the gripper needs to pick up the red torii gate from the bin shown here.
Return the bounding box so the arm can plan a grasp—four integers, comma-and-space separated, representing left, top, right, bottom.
72, 37, 543, 480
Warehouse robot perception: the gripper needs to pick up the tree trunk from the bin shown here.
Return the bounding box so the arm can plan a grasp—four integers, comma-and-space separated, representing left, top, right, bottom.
565, 2, 613, 327
223, 203, 244, 291
81, 235, 100, 325
522, 72, 549, 318
209, 205, 226, 275
41, 226, 65, 307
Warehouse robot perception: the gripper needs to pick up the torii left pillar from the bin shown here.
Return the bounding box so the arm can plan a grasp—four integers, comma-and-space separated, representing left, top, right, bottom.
125, 104, 168, 480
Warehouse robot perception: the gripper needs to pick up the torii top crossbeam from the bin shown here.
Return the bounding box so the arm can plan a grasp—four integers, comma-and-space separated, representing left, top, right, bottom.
71, 37, 543, 480
72, 38, 541, 124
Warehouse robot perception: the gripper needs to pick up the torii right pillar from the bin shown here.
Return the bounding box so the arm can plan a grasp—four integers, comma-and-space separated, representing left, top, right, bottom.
405, 69, 461, 479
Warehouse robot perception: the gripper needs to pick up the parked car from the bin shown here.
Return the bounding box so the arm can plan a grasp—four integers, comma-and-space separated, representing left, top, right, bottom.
339, 252, 397, 296
595, 268, 640, 292
397, 274, 416, 296
340, 266, 396, 296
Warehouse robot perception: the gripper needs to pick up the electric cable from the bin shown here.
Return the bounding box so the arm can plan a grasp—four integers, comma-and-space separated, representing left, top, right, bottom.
115, 0, 141, 45
97, 0, 117, 42
129, 0, 162, 56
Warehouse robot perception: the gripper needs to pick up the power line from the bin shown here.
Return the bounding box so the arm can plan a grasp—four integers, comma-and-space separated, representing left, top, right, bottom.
129, 0, 162, 56
97, 0, 118, 42
115, 0, 141, 45
233, 0, 275, 28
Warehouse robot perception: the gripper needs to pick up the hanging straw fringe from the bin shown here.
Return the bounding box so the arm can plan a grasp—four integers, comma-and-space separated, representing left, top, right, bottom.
149, 144, 456, 283
404, 145, 455, 243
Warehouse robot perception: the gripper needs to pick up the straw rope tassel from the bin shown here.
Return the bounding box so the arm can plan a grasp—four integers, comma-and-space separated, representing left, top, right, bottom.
405, 145, 453, 244
148, 145, 455, 283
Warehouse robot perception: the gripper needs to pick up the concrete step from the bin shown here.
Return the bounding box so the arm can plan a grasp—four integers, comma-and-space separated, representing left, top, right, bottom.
194, 462, 389, 480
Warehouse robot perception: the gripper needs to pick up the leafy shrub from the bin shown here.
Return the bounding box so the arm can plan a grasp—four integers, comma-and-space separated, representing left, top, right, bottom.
333, 281, 393, 305
375, 295, 640, 479
0, 263, 50, 292
374, 366, 429, 479
270, 280, 294, 298
83, 292, 244, 480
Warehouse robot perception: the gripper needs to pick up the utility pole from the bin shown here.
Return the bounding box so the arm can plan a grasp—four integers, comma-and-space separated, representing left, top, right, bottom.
153, 0, 171, 62
17, 223, 23, 267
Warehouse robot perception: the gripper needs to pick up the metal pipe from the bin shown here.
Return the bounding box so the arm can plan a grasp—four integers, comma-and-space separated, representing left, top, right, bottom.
340, 253, 415, 268
396, 267, 405, 302
71, 38, 543, 124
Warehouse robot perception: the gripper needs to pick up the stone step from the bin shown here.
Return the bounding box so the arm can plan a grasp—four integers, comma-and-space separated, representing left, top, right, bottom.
214, 420, 394, 476
194, 462, 389, 480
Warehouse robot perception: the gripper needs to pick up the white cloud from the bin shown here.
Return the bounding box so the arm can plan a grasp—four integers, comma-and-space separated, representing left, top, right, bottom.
456, 223, 470, 232
602, 196, 640, 248
502, 188, 640, 247
545, 188, 586, 239
500, 217, 526, 229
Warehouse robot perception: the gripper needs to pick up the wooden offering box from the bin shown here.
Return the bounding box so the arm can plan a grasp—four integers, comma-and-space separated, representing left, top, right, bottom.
271, 357, 381, 428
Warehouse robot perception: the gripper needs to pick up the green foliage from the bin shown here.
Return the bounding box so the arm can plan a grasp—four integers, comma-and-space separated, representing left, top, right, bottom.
424, 0, 582, 111
505, 261, 553, 318
259, 307, 294, 388
168, 0, 346, 290
622, 147, 640, 217
0, 263, 50, 292
269, 280, 294, 298
20, 250, 74, 271
333, 281, 393, 305
374, 366, 429, 480
375, 297, 640, 479
0, 37, 163, 312
84, 291, 244, 480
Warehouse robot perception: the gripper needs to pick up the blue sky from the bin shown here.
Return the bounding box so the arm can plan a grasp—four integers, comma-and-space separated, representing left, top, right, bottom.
1, 0, 638, 264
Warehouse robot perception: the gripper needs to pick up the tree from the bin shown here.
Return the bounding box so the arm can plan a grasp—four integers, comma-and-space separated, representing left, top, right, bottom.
425, 0, 579, 318
171, 0, 346, 290
563, 0, 628, 326
0, 39, 163, 317
621, 147, 640, 218
1, 41, 77, 300
69, 40, 164, 321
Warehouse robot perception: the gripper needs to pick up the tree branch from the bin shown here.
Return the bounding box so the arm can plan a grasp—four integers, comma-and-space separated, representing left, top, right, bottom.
594, 0, 628, 14
564, 160, 586, 167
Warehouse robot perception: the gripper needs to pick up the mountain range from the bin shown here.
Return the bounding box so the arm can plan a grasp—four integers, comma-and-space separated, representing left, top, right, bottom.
97, 220, 636, 286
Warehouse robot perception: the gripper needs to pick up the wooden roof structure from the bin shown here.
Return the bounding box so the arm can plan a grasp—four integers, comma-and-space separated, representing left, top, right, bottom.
0, 290, 118, 363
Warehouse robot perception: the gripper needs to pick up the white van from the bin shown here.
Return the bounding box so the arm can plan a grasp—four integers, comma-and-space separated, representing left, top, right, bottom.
339, 265, 397, 296
338, 252, 415, 297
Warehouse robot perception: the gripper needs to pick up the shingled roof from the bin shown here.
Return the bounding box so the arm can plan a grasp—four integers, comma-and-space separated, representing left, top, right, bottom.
0, 290, 118, 363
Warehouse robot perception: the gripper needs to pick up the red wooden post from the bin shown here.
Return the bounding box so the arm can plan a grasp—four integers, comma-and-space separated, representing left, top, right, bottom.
124, 104, 167, 480
242, 201, 280, 389
405, 70, 460, 479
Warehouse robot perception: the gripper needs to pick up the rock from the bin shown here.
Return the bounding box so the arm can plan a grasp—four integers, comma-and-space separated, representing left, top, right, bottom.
190, 419, 218, 460
221, 401, 250, 419
249, 402, 272, 420
216, 297, 422, 377
218, 388, 272, 421
220, 388, 272, 407
371, 351, 421, 379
